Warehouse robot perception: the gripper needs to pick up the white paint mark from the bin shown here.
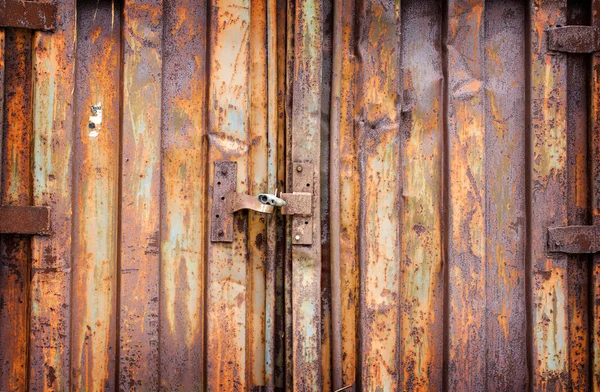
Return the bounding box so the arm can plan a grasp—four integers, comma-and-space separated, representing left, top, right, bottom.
89, 102, 102, 137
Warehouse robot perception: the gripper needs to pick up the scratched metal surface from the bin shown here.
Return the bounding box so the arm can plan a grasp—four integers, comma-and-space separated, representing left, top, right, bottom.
0, 0, 599, 391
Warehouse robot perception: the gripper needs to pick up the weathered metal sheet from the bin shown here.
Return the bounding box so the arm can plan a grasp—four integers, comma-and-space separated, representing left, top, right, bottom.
29, 0, 76, 389
484, 1, 528, 389
161, 0, 207, 388
71, 1, 121, 389
446, 1, 486, 390
1, 0, 599, 390
530, 0, 570, 390
206, 0, 251, 386
290, 0, 323, 387
119, 0, 163, 388
399, 0, 443, 390
591, 2, 600, 389
0, 27, 33, 392
355, 0, 401, 388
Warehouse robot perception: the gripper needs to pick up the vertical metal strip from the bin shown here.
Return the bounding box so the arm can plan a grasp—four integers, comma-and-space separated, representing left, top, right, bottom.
248, 0, 269, 385
591, 0, 600, 388
266, 0, 278, 387
160, 0, 208, 388
329, 0, 343, 386
355, 0, 402, 388
290, 0, 323, 388
446, 1, 486, 390
529, 0, 570, 389
0, 27, 33, 392
29, 0, 77, 388
284, 0, 295, 388
206, 0, 251, 386
398, 0, 444, 390
337, 0, 357, 385
564, 1, 592, 389
483, 1, 528, 389
119, 0, 163, 388
71, 0, 121, 389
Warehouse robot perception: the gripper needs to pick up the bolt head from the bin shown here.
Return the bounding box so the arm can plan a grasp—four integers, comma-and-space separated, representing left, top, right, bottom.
294, 235, 301, 241
218, 230, 224, 236
296, 165, 303, 172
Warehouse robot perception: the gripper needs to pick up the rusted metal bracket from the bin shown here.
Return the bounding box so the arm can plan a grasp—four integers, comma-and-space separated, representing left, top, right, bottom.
0, 0, 57, 30
548, 225, 600, 254
211, 161, 274, 243
548, 26, 600, 53
0, 205, 50, 235
287, 162, 314, 245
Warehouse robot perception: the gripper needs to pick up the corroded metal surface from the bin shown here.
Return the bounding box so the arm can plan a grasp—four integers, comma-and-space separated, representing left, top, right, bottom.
1, 0, 599, 390
0, 0, 56, 30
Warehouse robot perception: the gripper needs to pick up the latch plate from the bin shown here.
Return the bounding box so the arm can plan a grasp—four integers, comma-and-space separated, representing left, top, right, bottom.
211, 161, 274, 243
290, 162, 313, 245
211, 161, 237, 242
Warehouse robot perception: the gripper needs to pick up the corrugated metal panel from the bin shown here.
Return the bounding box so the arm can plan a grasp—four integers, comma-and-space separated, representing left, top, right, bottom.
0, 0, 599, 391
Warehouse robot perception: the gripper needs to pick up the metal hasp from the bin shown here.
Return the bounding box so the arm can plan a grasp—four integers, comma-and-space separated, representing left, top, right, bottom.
0, 0, 57, 30
548, 225, 600, 254
285, 162, 314, 245
548, 26, 600, 53
211, 161, 274, 242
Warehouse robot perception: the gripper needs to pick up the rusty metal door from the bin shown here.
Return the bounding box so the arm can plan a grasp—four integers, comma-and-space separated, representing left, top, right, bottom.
1, 0, 600, 391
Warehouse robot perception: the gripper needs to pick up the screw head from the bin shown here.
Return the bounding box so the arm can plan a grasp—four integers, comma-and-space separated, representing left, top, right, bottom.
294, 235, 301, 241
296, 165, 303, 172
218, 230, 224, 236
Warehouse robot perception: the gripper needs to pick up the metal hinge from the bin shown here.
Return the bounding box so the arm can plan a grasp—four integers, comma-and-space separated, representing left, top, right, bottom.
0, 0, 57, 30
210, 161, 314, 244
548, 225, 600, 254
0, 205, 51, 235
548, 26, 600, 53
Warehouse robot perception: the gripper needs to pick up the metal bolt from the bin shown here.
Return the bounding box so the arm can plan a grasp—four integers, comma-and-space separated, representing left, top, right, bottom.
218, 230, 224, 236
296, 165, 303, 173
294, 235, 301, 241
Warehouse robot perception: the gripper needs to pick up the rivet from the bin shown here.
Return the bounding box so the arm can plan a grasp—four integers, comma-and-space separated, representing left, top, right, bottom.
218, 230, 224, 236
294, 235, 301, 241
296, 165, 303, 172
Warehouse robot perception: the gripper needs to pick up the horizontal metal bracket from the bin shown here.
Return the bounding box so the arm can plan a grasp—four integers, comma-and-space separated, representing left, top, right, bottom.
0, 0, 57, 30
0, 206, 50, 235
548, 26, 600, 53
548, 225, 600, 254
211, 161, 274, 243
